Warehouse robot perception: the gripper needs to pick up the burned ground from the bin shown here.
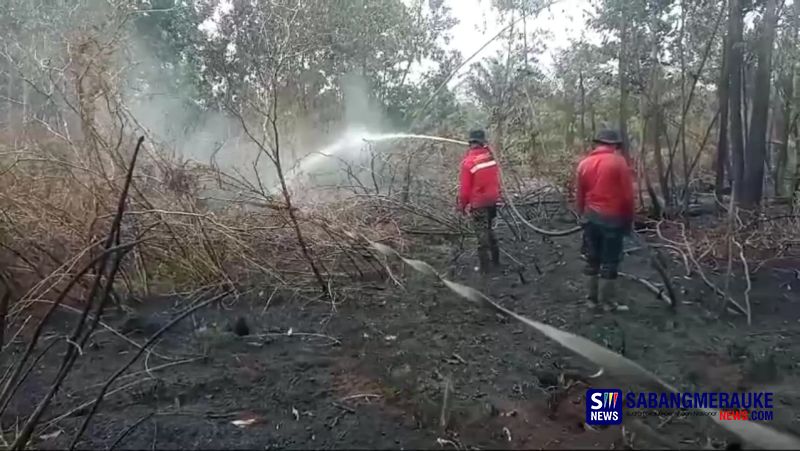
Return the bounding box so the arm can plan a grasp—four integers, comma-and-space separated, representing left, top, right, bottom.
6, 214, 800, 450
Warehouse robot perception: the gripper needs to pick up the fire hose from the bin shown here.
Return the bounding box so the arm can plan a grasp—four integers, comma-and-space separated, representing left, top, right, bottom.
340, 138, 786, 445
342, 230, 800, 450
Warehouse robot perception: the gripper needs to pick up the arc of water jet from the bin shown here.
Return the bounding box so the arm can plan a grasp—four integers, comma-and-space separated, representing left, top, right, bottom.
361, 133, 468, 147
276, 132, 469, 193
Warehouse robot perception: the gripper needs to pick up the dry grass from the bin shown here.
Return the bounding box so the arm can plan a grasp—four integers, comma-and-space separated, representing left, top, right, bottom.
0, 133, 403, 307
0, 19, 413, 317
652, 208, 800, 272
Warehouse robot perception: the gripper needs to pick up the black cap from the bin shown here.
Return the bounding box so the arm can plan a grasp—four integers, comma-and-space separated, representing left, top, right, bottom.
468, 129, 487, 144
592, 129, 623, 145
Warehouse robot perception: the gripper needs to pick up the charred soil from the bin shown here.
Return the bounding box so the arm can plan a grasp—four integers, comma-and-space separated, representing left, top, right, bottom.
6, 214, 800, 450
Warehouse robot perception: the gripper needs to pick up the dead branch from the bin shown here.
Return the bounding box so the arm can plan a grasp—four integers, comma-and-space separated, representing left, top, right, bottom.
108, 412, 155, 450
9, 136, 145, 450
655, 221, 748, 316
733, 237, 753, 325
0, 240, 140, 417
618, 272, 674, 306
68, 288, 232, 449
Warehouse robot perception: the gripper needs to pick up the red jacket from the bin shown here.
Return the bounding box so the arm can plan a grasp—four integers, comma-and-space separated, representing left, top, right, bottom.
458, 145, 501, 212
576, 145, 635, 223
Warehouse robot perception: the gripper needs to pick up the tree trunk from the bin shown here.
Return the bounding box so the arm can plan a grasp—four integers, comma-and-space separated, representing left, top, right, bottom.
494, 12, 515, 159
776, 4, 799, 199
493, 109, 505, 158
728, 0, 745, 202
5, 70, 13, 127
789, 69, 800, 204
794, 115, 800, 203
742, 64, 751, 144
775, 74, 793, 197
638, 76, 648, 209
654, 111, 670, 203
678, 0, 689, 210
618, 16, 630, 159
661, 114, 678, 206
401, 151, 413, 204
794, 0, 800, 203
564, 108, 575, 150
716, 33, 731, 197
741, 0, 779, 207
579, 70, 586, 145
646, 14, 668, 207
21, 78, 29, 127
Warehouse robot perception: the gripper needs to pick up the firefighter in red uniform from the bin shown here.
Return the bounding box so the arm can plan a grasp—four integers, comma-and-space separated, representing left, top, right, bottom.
458, 129, 501, 273
575, 129, 634, 311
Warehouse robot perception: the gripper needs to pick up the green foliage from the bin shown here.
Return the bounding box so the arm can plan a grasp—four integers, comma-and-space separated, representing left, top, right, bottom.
132, 0, 459, 131
132, 0, 206, 108
2, 0, 797, 205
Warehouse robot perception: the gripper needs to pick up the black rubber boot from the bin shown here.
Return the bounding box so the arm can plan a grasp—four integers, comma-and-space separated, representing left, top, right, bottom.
586, 275, 599, 308
490, 242, 500, 266
599, 278, 627, 312
599, 278, 615, 311
477, 246, 491, 274
487, 229, 500, 267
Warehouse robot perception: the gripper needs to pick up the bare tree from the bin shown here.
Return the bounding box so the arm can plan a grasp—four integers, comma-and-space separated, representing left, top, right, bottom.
206, 1, 329, 295
716, 31, 731, 198
727, 0, 746, 202
741, 0, 779, 207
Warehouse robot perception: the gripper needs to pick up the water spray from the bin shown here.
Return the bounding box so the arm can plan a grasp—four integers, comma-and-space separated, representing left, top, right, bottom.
360, 133, 468, 147
275, 129, 468, 193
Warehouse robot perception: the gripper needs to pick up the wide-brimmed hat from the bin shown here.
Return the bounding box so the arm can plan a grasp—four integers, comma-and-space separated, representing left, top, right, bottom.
468, 129, 487, 144
592, 129, 623, 145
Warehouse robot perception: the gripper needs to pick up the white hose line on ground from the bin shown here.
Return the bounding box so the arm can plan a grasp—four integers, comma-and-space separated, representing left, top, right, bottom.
503, 196, 583, 236
347, 231, 800, 450
487, 144, 583, 236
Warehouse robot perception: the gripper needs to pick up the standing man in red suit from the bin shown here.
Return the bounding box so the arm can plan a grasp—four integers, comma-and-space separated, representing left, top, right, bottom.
458, 129, 501, 273
575, 129, 635, 311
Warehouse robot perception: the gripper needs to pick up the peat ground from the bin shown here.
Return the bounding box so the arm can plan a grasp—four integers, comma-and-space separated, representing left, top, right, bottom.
6, 211, 800, 450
